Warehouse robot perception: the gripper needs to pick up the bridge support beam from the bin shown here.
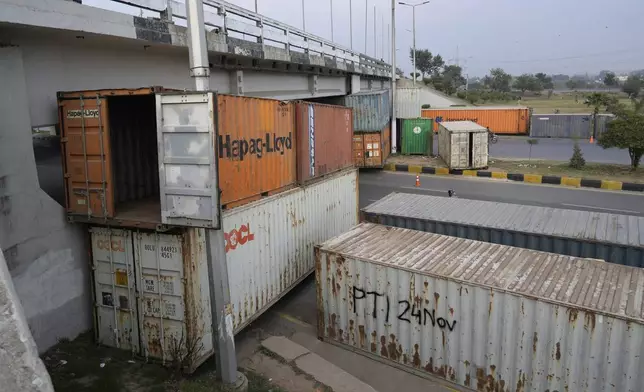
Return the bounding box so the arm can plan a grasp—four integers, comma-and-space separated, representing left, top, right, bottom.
229, 70, 244, 95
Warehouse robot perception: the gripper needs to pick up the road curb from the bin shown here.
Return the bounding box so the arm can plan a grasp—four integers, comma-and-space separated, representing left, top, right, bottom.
383, 163, 644, 193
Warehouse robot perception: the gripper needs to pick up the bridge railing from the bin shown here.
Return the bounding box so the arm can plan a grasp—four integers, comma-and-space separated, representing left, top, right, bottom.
100, 0, 391, 75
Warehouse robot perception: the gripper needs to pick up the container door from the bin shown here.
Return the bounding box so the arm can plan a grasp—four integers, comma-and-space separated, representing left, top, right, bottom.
60, 95, 113, 218
90, 227, 139, 354
134, 232, 187, 363
451, 132, 469, 169
156, 92, 220, 228
353, 134, 365, 167
471, 131, 488, 168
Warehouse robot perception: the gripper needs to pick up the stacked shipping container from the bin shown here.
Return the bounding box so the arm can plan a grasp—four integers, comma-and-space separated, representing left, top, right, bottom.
59, 88, 359, 370
422, 106, 530, 134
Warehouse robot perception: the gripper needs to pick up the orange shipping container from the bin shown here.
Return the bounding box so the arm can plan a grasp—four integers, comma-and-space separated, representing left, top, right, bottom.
421, 106, 530, 134
294, 102, 354, 183
58, 88, 296, 227
217, 95, 296, 208
353, 134, 365, 167
352, 131, 387, 168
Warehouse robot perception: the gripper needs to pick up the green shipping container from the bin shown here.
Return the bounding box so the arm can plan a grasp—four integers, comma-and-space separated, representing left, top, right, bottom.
401, 118, 433, 155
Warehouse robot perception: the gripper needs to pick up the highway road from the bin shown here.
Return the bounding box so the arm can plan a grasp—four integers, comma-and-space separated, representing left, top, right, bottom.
359, 169, 644, 215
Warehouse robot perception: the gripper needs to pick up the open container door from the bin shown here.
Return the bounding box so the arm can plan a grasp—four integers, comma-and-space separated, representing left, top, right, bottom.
156, 92, 220, 229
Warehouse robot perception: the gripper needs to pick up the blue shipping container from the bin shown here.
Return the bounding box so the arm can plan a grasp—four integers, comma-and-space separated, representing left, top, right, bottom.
342, 90, 391, 132
362, 192, 644, 267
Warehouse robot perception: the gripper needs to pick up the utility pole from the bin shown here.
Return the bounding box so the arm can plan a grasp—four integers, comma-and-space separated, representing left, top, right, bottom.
373, 5, 376, 57
349, 0, 353, 49
254, 0, 258, 13
387, 22, 390, 62
364, 0, 368, 53
302, 0, 306, 31
391, 0, 397, 153
399, 1, 430, 86
381, 14, 384, 60
184, 0, 241, 388
330, 0, 334, 41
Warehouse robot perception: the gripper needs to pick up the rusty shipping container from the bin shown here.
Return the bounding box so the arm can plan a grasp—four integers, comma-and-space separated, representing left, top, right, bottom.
362, 193, 644, 267
217, 95, 296, 208
225, 168, 358, 331
352, 126, 389, 168
90, 168, 358, 369
421, 106, 530, 134
317, 223, 644, 392
58, 89, 296, 227
341, 90, 391, 132
294, 102, 354, 183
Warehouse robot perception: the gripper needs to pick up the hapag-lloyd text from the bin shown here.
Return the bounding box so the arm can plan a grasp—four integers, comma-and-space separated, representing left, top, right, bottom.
219, 132, 292, 161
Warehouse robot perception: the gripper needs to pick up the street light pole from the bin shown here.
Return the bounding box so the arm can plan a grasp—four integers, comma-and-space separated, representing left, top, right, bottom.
254, 0, 258, 13
349, 0, 353, 49
391, 0, 397, 154
373, 5, 376, 57
399, 1, 430, 86
330, 0, 334, 41
302, 0, 306, 31
364, 0, 368, 53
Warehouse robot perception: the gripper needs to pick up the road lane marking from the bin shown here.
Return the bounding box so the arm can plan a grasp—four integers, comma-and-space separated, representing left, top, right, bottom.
561, 203, 639, 214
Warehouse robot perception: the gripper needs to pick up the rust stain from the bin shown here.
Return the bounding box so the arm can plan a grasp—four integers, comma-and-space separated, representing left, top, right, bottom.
349, 320, 355, 345
465, 373, 471, 387
533, 332, 538, 354
449, 307, 454, 316
521, 301, 525, 316
434, 292, 440, 307
516, 370, 526, 392
488, 299, 493, 317
424, 281, 428, 288
412, 344, 421, 368
388, 335, 402, 361
255, 295, 259, 312
327, 313, 337, 339
331, 275, 337, 296
380, 335, 388, 358
490, 364, 496, 375
335, 255, 345, 266
442, 331, 446, 348
585, 312, 596, 332
476, 367, 486, 390
556, 342, 561, 360
402, 354, 408, 364
370, 331, 377, 353
338, 329, 344, 343
358, 325, 366, 349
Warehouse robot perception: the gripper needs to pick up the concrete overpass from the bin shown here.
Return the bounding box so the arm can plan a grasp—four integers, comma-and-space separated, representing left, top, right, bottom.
0, 0, 393, 354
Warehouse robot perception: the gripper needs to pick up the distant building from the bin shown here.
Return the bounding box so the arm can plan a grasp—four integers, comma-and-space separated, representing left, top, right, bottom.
617, 75, 629, 82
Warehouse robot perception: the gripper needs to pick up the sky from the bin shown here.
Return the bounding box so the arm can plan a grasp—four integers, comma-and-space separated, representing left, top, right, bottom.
89, 0, 644, 77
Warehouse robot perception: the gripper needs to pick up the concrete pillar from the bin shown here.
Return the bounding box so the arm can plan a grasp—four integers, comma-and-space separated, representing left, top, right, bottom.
308, 75, 318, 96
0, 249, 55, 392
229, 70, 244, 95
350, 74, 361, 94
367, 79, 373, 91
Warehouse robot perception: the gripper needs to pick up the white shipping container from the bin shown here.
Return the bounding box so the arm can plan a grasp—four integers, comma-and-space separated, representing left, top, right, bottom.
225, 168, 359, 332
396, 88, 421, 119
316, 223, 644, 392
438, 121, 488, 169
91, 227, 214, 371
91, 168, 358, 368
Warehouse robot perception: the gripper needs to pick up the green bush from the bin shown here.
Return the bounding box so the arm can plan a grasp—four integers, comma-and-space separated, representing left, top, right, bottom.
421, 104, 431, 109
569, 142, 586, 169
456, 91, 467, 100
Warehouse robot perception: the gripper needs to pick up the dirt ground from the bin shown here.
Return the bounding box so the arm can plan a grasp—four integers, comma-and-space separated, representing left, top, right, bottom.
387, 155, 644, 183
42, 333, 318, 392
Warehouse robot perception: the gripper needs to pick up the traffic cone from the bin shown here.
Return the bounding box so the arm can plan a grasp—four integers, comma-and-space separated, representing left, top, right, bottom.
589, 135, 594, 144
415, 174, 420, 187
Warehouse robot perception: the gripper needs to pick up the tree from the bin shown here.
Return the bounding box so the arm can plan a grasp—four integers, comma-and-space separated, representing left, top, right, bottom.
598, 105, 644, 169
585, 93, 619, 140
622, 75, 642, 98
410, 49, 444, 79
535, 73, 554, 90
603, 72, 617, 91
513, 74, 541, 94
483, 68, 512, 92
569, 142, 586, 169
566, 79, 579, 91
410, 72, 421, 81
429, 65, 466, 95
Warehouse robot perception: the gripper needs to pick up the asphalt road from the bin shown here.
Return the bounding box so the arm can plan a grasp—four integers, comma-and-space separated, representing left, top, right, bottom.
426, 135, 630, 164
359, 170, 644, 216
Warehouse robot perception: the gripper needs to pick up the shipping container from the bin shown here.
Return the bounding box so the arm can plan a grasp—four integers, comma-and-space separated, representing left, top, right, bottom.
396, 88, 421, 119
421, 106, 530, 134
382, 123, 391, 161
342, 90, 391, 132
316, 222, 644, 392
362, 193, 644, 267
294, 102, 354, 184
352, 126, 390, 168
91, 168, 358, 369
90, 226, 214, 371
401, 118, 433, 155
226, 168, 358, 331
438, 121, 488, 169
352, 134, 365, 167
58, 89, 296, 228
529, 114, 592, 138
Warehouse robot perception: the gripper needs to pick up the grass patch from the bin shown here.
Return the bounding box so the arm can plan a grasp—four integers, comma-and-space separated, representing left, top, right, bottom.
477, 93, 632, 114
489, 158, 644, 183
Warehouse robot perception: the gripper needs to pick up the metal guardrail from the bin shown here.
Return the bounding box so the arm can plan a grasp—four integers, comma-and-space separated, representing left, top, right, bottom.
107, 0, 391, 75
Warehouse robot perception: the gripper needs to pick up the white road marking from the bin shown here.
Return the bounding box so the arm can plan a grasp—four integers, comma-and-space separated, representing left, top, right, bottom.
560, 203, 639, 214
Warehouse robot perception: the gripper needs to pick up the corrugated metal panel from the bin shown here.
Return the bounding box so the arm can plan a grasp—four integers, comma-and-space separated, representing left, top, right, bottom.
363, 133, 384, 167
90, 227, 214, 371
156, 92, 220, 228
225, 168, 358, 332
438, 122, 488, 169
401, 118, 432, 155
529, 114, 592, 138
382, 123, 391, 161
342, 90, 391, 132
396, 88, 421, 119
596, 114, 615, 138
352, 134, 365, 167
217, 95, 297, 209
295, 102, 354, 184
362, 193, 644, 266
422, 107, 530, 134
91, 227, 139, 354
317, 223, 644, 392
